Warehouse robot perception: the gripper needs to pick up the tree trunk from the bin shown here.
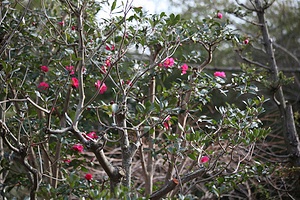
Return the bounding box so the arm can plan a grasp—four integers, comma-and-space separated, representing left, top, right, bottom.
255, 0, 300, 166
146, 76, 155, 195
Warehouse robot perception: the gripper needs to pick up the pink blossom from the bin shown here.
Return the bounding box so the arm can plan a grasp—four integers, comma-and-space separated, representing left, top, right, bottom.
217, 12, 223, 19
66, 66, 75, 75
58, 21, 64, 26
180, 63, 188, 75
165, 115, 171, 121
95, 80, 108, 94
40, 65, 49, 73
86, 132, 98, 140
244, 39, 249, 44
71, 26, 76, 31
163, 57, 175, 68
199, 156, 209, 164
100, 66, 107, 74
38, 82, 49, 90
214, 71, 226, 78
163, 122, 169, 130
85, 173, 93, 181
72, 144, 84, 153
126, 80, 133, 86
105, 44, 115, 51
63, 159, 71, 164
105, 58, 111, 67
163, 115, 171, 130
71, 77, 79, 89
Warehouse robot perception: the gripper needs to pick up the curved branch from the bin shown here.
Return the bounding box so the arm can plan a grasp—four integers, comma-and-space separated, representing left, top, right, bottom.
22, 156, 40, 199
90, 144, 124, 192
0, 120, 20, 153
235, 49, 271, 70
26, 96, 50, 114
46, 127, 72, 134
150, 168, 205, 200
235, 0, 257, 11
273, 42, 300, 66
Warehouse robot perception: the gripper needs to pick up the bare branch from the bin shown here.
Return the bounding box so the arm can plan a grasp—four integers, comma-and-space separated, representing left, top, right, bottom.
235, 0, 257, 11
236, 50, 271, 70
273, 42, 300, 66
26, 96, 50, 114
46, 127, 72, 134
150, 168, 205, 200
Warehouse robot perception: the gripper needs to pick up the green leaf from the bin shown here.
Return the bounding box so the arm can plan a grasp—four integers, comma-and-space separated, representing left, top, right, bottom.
111, 0, 117, 12
160, 12, 166, 18
187, 152, 197, 160
114, 36, 123, 43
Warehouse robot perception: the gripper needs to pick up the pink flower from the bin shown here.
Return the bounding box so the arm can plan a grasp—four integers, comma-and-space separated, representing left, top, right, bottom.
243, 39, 249, 44
85, 173, 93, 181
66, 66, 75, 75
63, 159, 71, 164
199, 156, 209, 164
72, 144, 84, 153
105, 45, 115, 51
95, 80, 108, 94
71, 26, 76, 31
40, 65, 49, 73
163, 57, 175, 68
163, 122, 169, 130
100, 66, 107, 74
163, 115, 171, 130
126, 80, 133, 86
58, 21, 64, 26
105, 58, 111, 67
214, 71, 226, 78
38, 82, 49, 90
180, 63, 188, 75
217, 12, 223, 19
86, 132, 98, 140
71, 77, 79, 89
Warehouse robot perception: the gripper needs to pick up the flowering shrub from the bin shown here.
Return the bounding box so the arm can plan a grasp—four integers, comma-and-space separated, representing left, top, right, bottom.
0, 1, 272, 199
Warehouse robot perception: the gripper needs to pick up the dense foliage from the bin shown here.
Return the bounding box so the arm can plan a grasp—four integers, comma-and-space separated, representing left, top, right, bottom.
0, 0, 299, 199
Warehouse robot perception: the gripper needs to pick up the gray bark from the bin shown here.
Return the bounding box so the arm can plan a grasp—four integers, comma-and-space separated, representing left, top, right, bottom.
255, 0, 300, 166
